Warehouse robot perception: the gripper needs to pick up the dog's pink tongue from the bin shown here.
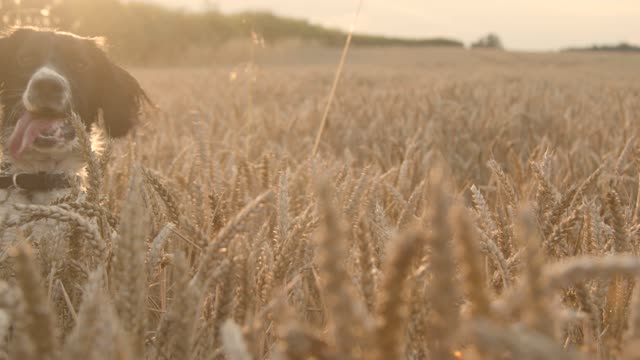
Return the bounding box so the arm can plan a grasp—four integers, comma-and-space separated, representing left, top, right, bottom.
8, 113, 60, 159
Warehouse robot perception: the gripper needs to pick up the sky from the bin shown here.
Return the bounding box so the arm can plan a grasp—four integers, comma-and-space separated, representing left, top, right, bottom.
143, 0, 640, 51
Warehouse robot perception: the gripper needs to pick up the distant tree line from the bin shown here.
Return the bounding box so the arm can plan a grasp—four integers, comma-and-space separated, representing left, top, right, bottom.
471, 33, 504, 50
564, 43, 640, 53
0, 0, 464, 64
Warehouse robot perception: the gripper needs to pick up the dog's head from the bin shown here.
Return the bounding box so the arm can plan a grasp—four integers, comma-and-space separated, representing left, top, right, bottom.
0, 27, 147, 167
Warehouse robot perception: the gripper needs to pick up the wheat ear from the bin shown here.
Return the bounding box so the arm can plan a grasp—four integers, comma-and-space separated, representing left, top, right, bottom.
373, 228, 423, 360
12, 243, 60, 360
112, 172, 148, 356
315, 179, 367, 359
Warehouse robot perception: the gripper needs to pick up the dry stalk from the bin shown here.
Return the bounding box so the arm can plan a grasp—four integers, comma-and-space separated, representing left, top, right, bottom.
112, 172, 148, 356
373, 228, 423, 360
11, 244, 59, 360
314, 179, 367, 359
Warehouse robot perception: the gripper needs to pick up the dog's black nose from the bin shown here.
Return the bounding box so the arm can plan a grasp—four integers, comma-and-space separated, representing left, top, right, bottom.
24, 67, 71, 115
31, 77, 66, 99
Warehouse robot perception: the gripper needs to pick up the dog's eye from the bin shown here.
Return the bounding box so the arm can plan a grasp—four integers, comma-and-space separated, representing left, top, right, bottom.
17, 54, 37, 68
75, 60, 90, 72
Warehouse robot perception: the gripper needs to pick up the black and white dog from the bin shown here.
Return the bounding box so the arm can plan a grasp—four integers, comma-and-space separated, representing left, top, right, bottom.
0, 27, 148, 230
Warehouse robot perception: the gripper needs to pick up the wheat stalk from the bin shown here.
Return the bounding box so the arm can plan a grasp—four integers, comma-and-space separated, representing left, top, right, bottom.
424, 169, 459, 359
11, 243, 59, 360
111, 172, 148, 356
373, 228, 423, 360
314, 179, 367, 359
69, 112, 101, 203
12, 204, 105, 259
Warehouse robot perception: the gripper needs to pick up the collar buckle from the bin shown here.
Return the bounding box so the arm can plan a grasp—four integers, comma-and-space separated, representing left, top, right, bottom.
12, 173, 27, 190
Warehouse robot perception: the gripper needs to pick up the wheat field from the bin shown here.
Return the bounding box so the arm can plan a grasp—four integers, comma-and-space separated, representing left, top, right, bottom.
2, 47, 640, 359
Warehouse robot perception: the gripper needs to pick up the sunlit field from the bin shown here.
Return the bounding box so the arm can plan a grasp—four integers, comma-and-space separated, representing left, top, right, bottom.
5, 46, 640, 359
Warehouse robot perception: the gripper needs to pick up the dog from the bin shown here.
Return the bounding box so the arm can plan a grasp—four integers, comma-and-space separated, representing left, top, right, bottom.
0, 27, 148, 243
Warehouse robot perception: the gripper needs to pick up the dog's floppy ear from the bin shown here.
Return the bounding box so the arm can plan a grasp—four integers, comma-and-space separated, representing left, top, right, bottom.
0, 35, 9, 88
99, 62, 148, 137
0, 28, 21, 89
91, 38, 149, 137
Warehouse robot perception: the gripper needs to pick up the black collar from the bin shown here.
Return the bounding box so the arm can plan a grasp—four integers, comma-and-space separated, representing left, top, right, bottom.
0, 172, 73, 191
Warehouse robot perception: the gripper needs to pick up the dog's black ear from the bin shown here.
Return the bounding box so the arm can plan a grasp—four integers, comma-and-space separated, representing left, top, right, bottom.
99, 63, 148, 137
0, 36, 8, 87
87, 36, 149, 137
0, 28, 21, 89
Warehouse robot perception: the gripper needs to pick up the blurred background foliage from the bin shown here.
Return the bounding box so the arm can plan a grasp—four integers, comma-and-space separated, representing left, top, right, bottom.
0, 0, 464, 65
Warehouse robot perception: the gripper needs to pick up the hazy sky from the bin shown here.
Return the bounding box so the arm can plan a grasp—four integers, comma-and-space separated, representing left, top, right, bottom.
144, 0, 640, 51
